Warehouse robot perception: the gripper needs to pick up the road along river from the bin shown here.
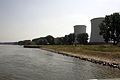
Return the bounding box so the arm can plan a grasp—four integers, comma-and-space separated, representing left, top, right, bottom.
0, 45, 120, 80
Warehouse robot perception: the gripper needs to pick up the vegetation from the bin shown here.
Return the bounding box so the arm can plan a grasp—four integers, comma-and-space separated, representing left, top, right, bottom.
62, 33, 75, 45
77, 33, 88, 44
68, 33, 75, 44
43, 45, 120, 53
45, 35, 54, 45
17, 30, 89, 45
32, 37, 48, 45
18, 40, 35, 45
99, 13, 120, 45
42, 45, 120, 64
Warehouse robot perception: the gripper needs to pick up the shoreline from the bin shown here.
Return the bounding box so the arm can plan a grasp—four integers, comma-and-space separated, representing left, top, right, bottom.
40, 48, 120, 69
24, 45, 120, 70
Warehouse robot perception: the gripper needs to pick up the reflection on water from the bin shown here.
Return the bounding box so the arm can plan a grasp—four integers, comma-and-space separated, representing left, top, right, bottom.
0, 45, 120, 80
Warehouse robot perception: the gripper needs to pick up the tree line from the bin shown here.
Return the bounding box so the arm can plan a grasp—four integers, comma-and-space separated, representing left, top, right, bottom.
99, 13, 120, 45
18, 33, 88, 45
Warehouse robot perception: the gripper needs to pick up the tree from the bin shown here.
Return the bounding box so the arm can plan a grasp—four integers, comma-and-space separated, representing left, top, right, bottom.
32, 37, 48, 45
58, 37, 64, 45
63, 35, 69, 44
99, 22, 110, 43
18, 41, 24, 45
77, 33, 88, 44
32, 38, 40, 45
99, 13, 120, 45
45, 35, 54, 45
62, 33, 75, 45
38, 37, 48, 45
18, 40, 34, 45
23, 40, 33, 45
68, 33, 75, 45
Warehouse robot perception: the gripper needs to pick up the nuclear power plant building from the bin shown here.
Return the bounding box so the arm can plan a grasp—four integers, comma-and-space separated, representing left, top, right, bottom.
90, 17, 105, 43
74, 25, 86, 43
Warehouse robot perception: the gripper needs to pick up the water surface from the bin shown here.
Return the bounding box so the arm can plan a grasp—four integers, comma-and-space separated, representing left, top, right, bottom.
0, 45, 120, 80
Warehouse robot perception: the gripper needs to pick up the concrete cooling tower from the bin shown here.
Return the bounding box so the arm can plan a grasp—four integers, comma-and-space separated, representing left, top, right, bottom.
90, 17, 105, 43
74, 25, 86, 43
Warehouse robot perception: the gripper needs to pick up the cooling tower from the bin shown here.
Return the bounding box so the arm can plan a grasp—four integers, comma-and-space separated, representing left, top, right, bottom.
74, 25, 86, 43
90, 17, 105, 43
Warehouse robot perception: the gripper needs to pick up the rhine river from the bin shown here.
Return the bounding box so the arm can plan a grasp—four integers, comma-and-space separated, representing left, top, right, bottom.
0, 45, 120, 80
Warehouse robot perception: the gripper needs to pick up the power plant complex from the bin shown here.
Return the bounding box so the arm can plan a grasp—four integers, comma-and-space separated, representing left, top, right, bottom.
74, 17, 105, 43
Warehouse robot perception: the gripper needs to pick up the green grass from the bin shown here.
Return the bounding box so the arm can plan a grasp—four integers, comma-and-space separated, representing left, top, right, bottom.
43, 45, 120, 52
24, 44, 120, 63
42, 45, 120, 64
77, 45, 120, 52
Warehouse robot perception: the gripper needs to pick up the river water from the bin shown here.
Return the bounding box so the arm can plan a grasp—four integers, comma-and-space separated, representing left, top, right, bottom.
0, 45, 120, 80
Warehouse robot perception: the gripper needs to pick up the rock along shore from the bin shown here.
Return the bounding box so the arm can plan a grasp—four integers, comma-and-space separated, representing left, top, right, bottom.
40, 48, 120, 70
23, 45, 120, 70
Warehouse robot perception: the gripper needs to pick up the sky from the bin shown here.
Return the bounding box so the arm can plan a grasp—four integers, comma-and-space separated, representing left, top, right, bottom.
0, 0, 120, 42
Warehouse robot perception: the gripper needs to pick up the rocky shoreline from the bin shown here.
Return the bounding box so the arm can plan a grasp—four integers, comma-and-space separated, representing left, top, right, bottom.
23, 45, 120, 70
40, 48, 120, 70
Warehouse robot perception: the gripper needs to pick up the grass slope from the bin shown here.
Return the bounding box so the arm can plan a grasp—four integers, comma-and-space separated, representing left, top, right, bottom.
42, 45, 120, 64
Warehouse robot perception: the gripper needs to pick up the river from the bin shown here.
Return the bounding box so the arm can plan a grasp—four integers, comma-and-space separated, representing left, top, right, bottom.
0, 45, 120, 80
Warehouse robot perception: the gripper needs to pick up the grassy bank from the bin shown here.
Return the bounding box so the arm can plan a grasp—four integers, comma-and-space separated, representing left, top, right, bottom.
42, 45, 120, 64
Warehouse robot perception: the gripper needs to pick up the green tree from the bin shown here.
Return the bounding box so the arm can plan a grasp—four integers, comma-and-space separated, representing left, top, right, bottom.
63, 35, 69, 44
37, 37, 48, 45
68, 33, 75, 45
32, 37, 48, 45
99, 13, 120, 45
18, 40, 34, 45
32, 38, 40, 45
58, 37, 64, 45
62, 33, 75, 45
18, 41, 24, 45
99, 22, 110, 43
45, 35, 54, 45
77, 33, 88, 44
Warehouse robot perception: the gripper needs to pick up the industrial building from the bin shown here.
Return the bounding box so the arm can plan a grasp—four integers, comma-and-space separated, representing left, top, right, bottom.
74, 25, 86, 43
90, 17, 105, 43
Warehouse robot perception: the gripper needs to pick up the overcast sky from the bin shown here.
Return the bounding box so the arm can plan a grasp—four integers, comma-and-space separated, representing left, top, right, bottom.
0, 0, 120, 42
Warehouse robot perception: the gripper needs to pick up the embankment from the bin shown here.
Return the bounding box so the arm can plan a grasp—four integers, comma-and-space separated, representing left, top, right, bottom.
41, 47, 120, 70
24, 45, 120, 70
24, 45, 42, 48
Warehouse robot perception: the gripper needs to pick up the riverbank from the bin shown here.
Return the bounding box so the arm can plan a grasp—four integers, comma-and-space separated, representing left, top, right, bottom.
24, 45, 42, 48
24, 45, 120, 69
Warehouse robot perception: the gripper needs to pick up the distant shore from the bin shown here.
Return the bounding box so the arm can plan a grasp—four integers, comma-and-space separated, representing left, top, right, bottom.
24, 45, 120, 69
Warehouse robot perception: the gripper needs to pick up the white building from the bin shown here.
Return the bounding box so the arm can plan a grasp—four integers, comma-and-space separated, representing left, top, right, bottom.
90, 17, 105, 43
